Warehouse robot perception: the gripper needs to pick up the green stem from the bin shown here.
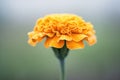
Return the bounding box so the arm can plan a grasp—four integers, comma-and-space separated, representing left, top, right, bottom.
52, 41, 69, 80
59, 59, 65, 80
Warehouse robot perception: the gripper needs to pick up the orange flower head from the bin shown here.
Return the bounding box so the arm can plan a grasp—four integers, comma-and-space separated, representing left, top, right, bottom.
28, 14, 97, 50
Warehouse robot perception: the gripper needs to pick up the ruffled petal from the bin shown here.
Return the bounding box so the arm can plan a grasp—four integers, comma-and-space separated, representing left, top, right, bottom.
44, 36, 64, 48
28, 31, 35, 38
59, 35, 72, 41
37, 37, 44, 42
71, 34, 87, 42
28, 37, 44, 46
66, 40, 84, 50
53, 40, 64, 48
86, 35, 97, 46
46, 33, 55, 37
28, 39, 37, 46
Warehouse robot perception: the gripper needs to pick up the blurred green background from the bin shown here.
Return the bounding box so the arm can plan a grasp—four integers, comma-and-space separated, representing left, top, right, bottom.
0, 0, 120, 80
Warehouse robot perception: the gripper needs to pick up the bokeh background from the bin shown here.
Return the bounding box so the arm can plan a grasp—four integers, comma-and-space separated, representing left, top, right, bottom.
0, 0, 120, 80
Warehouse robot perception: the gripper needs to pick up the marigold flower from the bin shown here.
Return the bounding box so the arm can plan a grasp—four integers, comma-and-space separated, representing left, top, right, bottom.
28, 14, 97, 50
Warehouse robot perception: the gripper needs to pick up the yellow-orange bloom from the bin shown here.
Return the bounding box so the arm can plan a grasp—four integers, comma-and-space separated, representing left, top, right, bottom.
28, 14, 97, 50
